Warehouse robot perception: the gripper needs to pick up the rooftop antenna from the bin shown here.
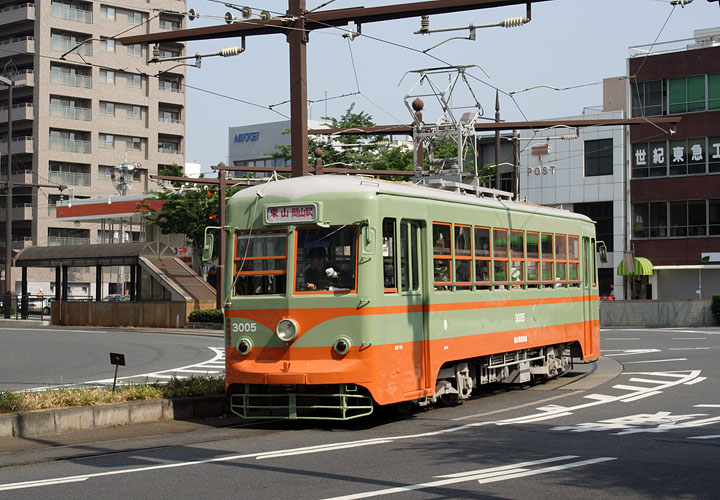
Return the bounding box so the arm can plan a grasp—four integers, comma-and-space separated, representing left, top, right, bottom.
112, 153, 142, 196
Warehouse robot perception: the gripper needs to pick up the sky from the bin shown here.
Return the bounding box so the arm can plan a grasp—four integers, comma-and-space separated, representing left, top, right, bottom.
180, 0, 720, 174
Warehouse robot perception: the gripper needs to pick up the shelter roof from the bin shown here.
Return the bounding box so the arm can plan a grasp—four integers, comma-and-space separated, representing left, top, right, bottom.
15, 242, 174, 268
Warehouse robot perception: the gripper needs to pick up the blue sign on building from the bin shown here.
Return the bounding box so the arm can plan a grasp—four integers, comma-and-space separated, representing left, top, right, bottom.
234, 131, 260, 143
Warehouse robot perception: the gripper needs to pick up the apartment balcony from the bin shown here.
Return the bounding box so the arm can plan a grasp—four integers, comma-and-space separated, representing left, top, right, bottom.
0, 136, 34, 155
0, 3, 35, 27
49, 138, 90, 154
51, 3, 92, 24
0, 36, 34, 56
48, 170, 90, 187
49, 71, 91, 89
157, 116, 184, 134
11, 237, 33, 250
48, 236, 90, 246
0, 102, 34, 123
0, 203, 33, 222
10, 170, 34, 185
49, 103, 91, 121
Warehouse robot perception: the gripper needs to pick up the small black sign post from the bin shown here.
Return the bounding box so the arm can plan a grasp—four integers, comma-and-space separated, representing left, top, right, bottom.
110, 353, 126, 393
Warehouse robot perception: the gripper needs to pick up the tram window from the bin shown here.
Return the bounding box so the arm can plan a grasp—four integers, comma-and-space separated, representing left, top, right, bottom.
454, 225, 472, 289
400, 221, 420, 293
510, 230, 525, 285
568, 235, 580, 286
493, 228, 509, 285
382, 219, 397, 293
433, 223, 452, 290
234, 230, 287, 296
526, 232, 540, 285
474, 226, 491, 288
294, 226, 358, 293
555, 234, 567, 285
541, 233, 554, 286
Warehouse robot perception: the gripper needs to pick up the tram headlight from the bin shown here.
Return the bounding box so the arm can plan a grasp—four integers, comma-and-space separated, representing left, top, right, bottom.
276, 318, 299, 343
333, 336, 352, 356
237, 337, 253, 355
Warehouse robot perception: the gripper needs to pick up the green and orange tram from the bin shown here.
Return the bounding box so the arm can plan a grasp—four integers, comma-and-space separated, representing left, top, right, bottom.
214, 174, 601, 420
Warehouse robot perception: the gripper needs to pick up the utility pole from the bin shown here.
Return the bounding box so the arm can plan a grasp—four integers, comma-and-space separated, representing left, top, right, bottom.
119, 0, 553, 178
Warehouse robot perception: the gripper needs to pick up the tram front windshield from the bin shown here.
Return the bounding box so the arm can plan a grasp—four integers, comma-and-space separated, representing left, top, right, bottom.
295, 226, 358, 293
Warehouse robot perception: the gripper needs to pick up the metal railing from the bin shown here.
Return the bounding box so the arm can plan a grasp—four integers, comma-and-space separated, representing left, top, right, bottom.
51, 3, 92, 23
50, 103, 91, 121
49, 170, 91, 186
629, 36, 720, 58
50, 70, 91, 88
49, 137, 91, 154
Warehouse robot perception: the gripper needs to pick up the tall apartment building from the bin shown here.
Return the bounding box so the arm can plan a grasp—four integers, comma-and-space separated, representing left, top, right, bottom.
0, 0, 186, 295
628, 28, 720, 299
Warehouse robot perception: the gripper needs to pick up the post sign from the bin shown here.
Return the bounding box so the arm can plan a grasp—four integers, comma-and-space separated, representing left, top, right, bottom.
265, 204, 317, 224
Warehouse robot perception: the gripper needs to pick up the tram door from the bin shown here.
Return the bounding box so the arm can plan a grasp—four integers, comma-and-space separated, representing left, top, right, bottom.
400, 219, 428, 393
582, 237, 595, 358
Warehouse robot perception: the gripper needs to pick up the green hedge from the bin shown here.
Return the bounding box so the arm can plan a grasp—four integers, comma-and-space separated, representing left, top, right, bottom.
712, 294, 720, 320
188, 309, 224, 323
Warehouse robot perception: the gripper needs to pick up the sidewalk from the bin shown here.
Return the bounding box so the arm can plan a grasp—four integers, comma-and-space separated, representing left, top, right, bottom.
0, 318, 223, 336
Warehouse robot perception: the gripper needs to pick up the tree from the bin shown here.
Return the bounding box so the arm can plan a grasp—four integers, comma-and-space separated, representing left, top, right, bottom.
140, 164, 242, 265
273, 103, 414, 174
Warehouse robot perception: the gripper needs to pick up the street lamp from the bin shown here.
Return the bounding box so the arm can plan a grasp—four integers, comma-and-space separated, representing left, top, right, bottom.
1, 62, 25, 318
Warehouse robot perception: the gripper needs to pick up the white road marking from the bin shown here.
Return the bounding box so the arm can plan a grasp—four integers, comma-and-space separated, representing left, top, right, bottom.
624, 358, 687, 364
553, 412, 720, 435
319, 456, 616, 500
604, 338, 640, 340
688, 435, 720, 440
28, 347, 225, 391
671, 338, 707, 340
602, 349, 661, 357
669, 347, 715, 351
694, 404, 720, 408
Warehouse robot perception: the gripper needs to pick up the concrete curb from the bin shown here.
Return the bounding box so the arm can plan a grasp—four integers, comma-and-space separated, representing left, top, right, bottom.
0, 395, 225, 439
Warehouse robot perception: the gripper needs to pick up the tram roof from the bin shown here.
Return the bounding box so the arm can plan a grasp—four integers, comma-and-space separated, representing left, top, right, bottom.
232, 175, 593, 224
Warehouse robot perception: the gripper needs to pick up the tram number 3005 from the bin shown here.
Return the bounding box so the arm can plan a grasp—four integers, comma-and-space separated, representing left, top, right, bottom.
232, 322, 257, 333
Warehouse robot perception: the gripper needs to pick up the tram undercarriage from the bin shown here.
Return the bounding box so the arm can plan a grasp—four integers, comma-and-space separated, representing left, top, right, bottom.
419, 343, 572, 407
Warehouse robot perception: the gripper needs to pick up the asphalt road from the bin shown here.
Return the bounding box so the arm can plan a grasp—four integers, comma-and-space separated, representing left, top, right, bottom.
0, 326, 224, 391
0, 327, 718, 499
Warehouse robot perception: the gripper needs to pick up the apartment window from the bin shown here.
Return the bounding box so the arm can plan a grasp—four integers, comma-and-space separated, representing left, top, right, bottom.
99, 101, 115, 116
51, 0, 92, 23
51, 31, 92, 56
126, 43, 142, 57
158, 140, 179, 154
49, 96, 90, 121
159, 110, 179, 123
574, 202, 613, 252
49, 162, 90, 186
99, 133, 114, 148
99, 69, 115, 85
669, 75, 705, 114
710, 199, 720, 235
50, 63, 91, 88
668, 138, 706, 176
710, 73, 720, 110
584, 138, 613, 177
99, 38, 115, 53
125, 136, 142, 151
159, 79, 180, 92
49, 130, 90, 154
127, 10, 143, 25
710, 137, 720, 173
159, 18, 181, 30
632, 80, 664, 117
126, 73, 142, 88
100, 5, 115, 20
126, 105, 141, 120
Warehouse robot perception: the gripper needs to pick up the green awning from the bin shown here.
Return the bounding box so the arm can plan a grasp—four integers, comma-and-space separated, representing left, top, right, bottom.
617, 257, 653, 276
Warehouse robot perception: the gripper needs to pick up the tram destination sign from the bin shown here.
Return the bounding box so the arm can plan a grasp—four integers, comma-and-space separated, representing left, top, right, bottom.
265, 204, 317, 224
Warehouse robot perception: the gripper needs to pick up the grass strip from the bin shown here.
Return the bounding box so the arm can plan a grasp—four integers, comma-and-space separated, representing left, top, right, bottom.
0, 376, 225, 414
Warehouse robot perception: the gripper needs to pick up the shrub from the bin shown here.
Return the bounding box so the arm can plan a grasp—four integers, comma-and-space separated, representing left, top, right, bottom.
188, 308, 224, 323
712, 294, 720, 320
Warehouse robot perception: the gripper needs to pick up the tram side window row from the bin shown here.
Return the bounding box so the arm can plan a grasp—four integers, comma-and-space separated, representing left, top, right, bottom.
382, 218, 585, 293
